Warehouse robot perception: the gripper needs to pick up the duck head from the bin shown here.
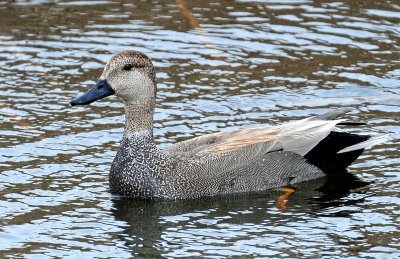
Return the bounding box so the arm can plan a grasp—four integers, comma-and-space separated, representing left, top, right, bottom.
70, 50, 156, 106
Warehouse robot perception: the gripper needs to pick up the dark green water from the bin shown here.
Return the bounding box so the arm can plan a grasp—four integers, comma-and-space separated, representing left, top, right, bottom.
0, 0, 399, 258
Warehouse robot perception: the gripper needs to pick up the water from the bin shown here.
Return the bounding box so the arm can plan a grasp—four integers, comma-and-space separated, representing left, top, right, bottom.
0, 0, 399, 257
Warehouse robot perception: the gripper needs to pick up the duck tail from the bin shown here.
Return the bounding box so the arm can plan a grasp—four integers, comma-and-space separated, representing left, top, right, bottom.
304, 131, 387, 173
337, 134, 389, 154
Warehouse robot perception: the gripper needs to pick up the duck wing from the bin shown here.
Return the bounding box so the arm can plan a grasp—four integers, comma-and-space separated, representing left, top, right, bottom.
158, 110, 388, 198
163, 117, 342, 173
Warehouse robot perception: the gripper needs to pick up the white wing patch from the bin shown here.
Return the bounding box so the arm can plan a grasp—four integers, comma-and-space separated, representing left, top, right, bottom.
277, 118, 344, 156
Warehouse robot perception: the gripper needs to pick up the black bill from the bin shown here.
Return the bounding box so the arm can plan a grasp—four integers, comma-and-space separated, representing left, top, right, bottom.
70, 79, 115, 106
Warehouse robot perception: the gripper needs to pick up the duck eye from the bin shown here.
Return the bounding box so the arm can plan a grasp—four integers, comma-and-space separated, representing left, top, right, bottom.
123, 64, 132, 71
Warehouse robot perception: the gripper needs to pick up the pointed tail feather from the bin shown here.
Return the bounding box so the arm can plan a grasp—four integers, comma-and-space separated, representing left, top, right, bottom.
305, 131, 389, 173
305, 131, 368, 173
337, 134, 389, 154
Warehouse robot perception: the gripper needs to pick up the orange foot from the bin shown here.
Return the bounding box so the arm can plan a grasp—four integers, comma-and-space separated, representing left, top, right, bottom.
276, 187, 296, 210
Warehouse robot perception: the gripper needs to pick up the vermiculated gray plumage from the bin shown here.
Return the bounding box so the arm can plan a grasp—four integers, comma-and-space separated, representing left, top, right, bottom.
71, 50, 388, 200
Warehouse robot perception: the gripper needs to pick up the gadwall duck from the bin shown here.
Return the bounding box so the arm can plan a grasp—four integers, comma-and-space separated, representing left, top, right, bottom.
71, 50, 387, 199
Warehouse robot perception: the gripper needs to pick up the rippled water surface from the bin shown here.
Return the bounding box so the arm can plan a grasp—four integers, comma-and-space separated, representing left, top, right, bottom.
0, 0, 399, 257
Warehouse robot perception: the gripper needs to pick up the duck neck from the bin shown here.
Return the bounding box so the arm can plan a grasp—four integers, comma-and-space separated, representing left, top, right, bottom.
123, 99, 155, 138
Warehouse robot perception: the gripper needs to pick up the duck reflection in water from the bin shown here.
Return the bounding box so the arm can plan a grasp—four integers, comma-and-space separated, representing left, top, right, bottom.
110, 171, 369, 257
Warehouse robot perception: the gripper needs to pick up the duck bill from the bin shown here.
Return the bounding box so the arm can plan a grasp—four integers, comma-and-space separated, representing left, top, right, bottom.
70, 79, 115, 106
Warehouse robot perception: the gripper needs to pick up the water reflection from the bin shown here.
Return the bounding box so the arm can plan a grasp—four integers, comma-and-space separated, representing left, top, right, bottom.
112, 172, 369, 257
